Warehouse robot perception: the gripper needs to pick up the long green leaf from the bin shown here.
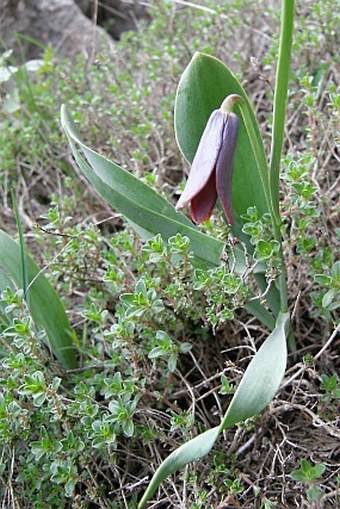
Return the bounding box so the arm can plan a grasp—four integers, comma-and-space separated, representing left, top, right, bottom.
61, 105, 224, 269
220, 311, 289, 428
0, 229, 77, 369
138, 426, 220, 509
138, 312, 289, 508
61, 107, 276, 328
174, 52, 271, 240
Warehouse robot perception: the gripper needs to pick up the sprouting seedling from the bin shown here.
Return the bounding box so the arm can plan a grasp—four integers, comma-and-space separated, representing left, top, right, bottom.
290, 459, 326, 484
290, 459, 326, 506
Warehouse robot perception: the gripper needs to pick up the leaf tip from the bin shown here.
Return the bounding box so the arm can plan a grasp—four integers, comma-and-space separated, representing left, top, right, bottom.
60, 103, 68, 128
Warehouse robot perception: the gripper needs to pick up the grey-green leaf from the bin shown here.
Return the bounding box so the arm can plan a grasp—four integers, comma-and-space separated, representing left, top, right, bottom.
220, 311, 289, 428
61, 105, 224, 269
138, 312, 289, 508
138, 426, 220, 508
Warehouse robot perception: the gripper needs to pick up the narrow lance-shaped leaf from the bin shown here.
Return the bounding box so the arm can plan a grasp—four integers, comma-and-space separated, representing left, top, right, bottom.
138, 312, 289, 508
0, 229, 77, 369
12, 190, 30, 303
220, 311, 289, 428
61, 105, 224, 270
61, 107, 276, 328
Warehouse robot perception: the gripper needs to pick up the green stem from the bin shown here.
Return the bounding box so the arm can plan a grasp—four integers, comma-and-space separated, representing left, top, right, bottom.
237, 101, 272, 219
270, 0, 295, 219
270, 0, 295, 314
11, 190, 30, 307
277, 236, 288, 313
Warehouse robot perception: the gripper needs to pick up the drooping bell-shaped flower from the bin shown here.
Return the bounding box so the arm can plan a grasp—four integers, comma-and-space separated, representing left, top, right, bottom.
176, 94, 241, 224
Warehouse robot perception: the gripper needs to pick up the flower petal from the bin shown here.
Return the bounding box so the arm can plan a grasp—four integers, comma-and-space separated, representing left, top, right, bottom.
176, 110, 225, 210
215, 112, 239, 224
190, 170, 217, 223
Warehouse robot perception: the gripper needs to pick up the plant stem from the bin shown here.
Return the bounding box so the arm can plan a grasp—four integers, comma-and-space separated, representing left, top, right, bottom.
11, 189, 30, 306
270, 0, 295, 314
270, 0, 295, 217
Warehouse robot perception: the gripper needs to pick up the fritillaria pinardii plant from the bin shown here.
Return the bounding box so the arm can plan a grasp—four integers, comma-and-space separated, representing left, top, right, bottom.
61, 1, 295, 506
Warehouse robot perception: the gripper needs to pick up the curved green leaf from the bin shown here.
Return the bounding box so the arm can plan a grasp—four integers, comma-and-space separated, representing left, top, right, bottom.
138, 426, 220, 508
61, 105, 224, 269
174, 52, 271, 239
0, 230, 77, 368
220, 311, 289, 428
138, 312, 289, 508
61, 106, 276, 327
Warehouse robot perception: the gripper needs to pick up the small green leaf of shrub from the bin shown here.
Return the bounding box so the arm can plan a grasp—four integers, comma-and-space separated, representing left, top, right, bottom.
290, 459, 326, 482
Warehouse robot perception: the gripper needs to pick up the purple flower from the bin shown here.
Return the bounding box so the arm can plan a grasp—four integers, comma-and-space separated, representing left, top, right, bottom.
176, 95, 241, 224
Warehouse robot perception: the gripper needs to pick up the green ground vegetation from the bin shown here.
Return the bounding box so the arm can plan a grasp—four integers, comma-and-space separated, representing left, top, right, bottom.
0, 1, 339, 507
